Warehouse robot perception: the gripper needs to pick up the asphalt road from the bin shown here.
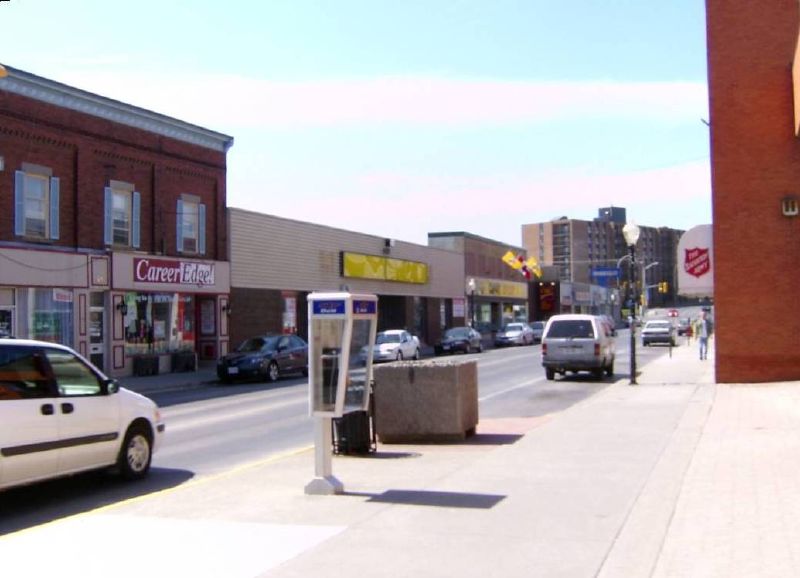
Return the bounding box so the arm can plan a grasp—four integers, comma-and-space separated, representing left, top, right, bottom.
0, 329, 676, 535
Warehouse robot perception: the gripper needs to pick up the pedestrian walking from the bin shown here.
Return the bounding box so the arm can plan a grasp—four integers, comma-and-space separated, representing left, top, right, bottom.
694, 310, 713, 360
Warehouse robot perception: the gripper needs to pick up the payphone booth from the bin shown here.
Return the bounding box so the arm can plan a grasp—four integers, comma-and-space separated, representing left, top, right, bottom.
305, 292, 378, 495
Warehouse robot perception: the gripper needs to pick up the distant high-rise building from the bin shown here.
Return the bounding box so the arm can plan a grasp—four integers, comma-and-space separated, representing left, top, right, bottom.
597, 206, 627, 224
520, 208, 683, 307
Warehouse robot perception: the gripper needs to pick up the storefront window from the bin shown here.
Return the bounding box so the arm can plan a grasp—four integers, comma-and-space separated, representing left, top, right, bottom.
29, 288, 73, 347
122, 292, 195, 355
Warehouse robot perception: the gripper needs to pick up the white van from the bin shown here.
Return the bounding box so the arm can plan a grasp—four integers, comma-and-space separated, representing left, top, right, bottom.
541, 314, 616, 381
0, 339, 164, 491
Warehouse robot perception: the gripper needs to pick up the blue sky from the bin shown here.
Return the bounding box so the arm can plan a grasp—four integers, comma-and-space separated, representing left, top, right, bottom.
1, 0, 711, 247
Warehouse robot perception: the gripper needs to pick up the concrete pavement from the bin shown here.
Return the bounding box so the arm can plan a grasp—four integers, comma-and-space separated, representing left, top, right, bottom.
4, 337, 800, 577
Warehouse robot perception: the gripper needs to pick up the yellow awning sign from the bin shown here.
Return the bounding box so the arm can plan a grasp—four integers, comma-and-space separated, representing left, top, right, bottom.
342, 252, 428, 284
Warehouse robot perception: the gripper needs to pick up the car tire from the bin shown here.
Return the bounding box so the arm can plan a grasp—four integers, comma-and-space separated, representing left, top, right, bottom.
413, 348, 420, 360
266, 361, 280, 382
118, 423, 153, 480
592, 368, 604, 380
545, 368, 555, 381
477, 342, 483, 353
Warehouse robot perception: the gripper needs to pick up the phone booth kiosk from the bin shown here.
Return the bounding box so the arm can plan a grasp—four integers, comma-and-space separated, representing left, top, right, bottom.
305, 292, 378, 495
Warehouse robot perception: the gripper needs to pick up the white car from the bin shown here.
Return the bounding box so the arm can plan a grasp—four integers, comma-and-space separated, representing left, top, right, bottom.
541, 314, 616, 381
362, 330, 421, 363
0, 339, 165, 491
642, 319, 677, 346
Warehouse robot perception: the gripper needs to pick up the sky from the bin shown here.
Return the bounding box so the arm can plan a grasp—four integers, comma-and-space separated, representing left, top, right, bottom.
0, 0, 711, 248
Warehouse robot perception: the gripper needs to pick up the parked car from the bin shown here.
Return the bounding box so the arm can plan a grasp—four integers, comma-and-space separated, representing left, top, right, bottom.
677, 318, 692, 336
361, 329, 421, 363
0, 338, 165, 491
541, 314, 616, 381
528, 321, 545, 343
217, 334, 309, 382
641, 319, 677, 347
494, 322, 534, 347
434, 327, 483, 355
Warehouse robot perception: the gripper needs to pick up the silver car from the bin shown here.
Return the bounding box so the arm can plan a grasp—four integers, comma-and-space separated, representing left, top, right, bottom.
541, 314, 616, 381
494, 322, 534, 347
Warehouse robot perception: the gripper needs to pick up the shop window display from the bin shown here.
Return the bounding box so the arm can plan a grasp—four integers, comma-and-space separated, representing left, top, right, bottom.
29, 288, 73, 347
122, 292, 195, 355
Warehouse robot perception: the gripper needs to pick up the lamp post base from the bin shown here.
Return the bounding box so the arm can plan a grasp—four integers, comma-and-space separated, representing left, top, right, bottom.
305, 475, 344, 495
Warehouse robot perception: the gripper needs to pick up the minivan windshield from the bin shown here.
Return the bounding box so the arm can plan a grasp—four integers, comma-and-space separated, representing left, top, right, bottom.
547, 320, 595, 339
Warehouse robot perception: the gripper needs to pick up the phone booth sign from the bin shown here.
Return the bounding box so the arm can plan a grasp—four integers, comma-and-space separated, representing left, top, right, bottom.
305, 292, 378, 495
309, 292, 377, 417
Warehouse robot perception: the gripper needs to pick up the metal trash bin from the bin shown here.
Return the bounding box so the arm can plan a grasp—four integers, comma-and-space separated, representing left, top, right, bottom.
333, 410, 374, 455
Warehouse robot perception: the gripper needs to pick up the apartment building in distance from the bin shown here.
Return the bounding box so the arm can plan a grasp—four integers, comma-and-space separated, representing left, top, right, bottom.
521, 207, 684, 310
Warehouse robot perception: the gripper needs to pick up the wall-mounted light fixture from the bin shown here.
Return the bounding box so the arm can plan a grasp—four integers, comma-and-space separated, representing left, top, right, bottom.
782, 195, 799, 217
116, 300, 128, 316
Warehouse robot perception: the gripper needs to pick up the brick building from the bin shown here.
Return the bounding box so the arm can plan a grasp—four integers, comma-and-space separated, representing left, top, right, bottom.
0, 66, 233, 376
706, 1, 800, 382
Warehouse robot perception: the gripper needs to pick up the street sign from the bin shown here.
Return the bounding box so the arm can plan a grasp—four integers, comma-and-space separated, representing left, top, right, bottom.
590, 266, 620, 288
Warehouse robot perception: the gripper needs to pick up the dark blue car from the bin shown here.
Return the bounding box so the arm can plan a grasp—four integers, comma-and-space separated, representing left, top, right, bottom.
217, 334, 308, 383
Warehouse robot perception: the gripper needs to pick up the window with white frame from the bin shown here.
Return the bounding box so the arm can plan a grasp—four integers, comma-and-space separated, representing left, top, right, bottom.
14, 168, 60, 240
104, 183, 140, 248
176, 196, 206, 255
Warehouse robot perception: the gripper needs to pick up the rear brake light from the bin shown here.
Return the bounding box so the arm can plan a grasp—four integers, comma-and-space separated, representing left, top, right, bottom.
542, 343, 547, 355
594, 343, 600, 356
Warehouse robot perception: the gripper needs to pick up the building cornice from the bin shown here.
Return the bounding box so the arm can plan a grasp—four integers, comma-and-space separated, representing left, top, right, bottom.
0, 65, 234, 153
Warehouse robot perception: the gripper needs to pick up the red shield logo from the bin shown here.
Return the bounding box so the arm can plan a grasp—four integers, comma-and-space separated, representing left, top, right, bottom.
684, 248, 710, 278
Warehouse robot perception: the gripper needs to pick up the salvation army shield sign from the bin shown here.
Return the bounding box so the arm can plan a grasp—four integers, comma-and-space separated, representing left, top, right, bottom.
677, 225, 713, 298
684, 247, 710, 278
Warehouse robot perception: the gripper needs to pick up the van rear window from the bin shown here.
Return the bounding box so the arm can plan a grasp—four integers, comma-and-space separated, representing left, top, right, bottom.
547, 320, 595, 339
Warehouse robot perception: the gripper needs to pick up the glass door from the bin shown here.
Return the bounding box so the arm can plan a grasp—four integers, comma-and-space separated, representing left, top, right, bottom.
0, 307, 14, 337
89, 292, 105, 369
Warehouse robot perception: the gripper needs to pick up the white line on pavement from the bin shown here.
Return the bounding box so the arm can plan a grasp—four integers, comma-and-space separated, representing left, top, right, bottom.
479, 376, 546, 402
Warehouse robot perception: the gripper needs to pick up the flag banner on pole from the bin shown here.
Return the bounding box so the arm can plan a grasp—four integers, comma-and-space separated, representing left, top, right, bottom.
501, 251, 541, 279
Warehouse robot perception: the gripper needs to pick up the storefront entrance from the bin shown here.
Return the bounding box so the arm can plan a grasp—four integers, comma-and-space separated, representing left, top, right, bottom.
0, 307, 14, 338
89, 292, 105, 369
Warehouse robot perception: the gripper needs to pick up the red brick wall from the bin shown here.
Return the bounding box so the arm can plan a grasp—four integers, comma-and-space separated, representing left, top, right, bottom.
0, 90, 228, 260
707, 0, 800, 381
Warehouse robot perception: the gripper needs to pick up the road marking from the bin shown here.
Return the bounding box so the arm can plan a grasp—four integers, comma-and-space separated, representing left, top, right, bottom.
479, 376, 546, 402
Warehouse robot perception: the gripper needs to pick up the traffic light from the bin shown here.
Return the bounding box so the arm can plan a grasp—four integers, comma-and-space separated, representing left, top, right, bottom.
657, 281, 669, 293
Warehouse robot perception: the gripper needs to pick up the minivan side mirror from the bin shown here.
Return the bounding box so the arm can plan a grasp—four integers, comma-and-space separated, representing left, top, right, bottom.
104, 378, 120, 395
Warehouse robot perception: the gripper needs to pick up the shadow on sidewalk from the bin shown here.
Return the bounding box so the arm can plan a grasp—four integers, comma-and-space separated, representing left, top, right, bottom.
344, 489, 506, 509
0, 467, 194, 536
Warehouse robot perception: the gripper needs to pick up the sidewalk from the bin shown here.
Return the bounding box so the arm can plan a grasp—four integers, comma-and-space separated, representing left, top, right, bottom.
5, 339, 800, 578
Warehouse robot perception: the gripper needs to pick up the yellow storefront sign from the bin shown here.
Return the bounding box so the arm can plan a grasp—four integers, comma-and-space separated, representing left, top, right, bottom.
342, 252, 428, 284
476, 279, 527, 299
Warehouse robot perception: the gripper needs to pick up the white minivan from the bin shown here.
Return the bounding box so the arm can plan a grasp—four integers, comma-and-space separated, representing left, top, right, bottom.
541, 314, 616, 381
0, 338, 164, 491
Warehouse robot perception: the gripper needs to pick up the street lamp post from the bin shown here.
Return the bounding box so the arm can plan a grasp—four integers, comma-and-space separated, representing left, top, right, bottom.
467, 277, 477, 328
622, 221, 641, 385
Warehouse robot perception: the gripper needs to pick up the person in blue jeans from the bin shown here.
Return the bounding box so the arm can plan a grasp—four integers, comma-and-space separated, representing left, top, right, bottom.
694, 311, 713, 360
